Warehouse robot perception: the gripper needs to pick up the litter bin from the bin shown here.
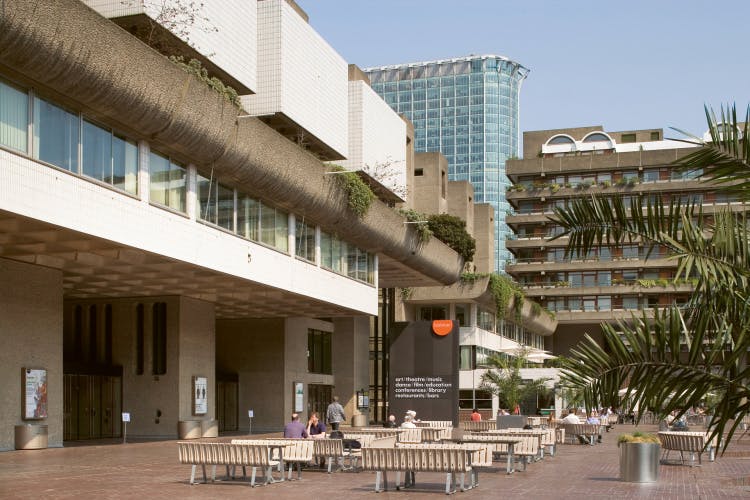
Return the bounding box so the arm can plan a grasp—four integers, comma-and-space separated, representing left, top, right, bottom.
351, 413, 367, 427
620, 443, 660, 482
201, 419, 218, 438
15, 424, 48, 450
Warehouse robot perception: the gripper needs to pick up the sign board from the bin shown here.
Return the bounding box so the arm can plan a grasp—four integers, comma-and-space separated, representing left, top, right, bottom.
248, 410, 254, 418
122, 412, 131, 422
193, 376, 207, 415
389, 320, 459, 426
22, 368, 48, 420
294, 382, 304, 412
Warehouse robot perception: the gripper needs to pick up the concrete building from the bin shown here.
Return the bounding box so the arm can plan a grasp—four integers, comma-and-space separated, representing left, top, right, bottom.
503, 126, 726, 355
0, 0, 463, 450
365, 55, 529, 272
396, 152, 558, 418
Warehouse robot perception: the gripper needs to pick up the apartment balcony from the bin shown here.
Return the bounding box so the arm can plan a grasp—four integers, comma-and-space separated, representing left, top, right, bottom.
506, 257, 677, 274
506, 148, 693, 179
520, 280, 695, 298
551, 309, 654, 324
459, 326, 529, 352
506, 178, 705, 204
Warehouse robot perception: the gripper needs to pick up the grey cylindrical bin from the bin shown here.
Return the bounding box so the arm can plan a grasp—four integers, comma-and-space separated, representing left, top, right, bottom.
15, 424, 48, 450
351, 413, 367, 427
620, 443, 660, 482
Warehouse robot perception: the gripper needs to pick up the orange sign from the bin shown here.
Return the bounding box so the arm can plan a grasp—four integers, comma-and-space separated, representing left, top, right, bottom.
432, 320, 453, 336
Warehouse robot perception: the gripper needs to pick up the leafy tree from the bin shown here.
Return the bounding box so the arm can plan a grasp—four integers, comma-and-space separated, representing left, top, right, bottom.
479, 348, 550, 412
554, 105, 750, 451
427, 213, 476, 263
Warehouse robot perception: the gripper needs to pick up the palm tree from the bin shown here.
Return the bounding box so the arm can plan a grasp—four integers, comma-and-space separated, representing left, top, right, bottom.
479, 348, 550, 413
554, 105, 750, 451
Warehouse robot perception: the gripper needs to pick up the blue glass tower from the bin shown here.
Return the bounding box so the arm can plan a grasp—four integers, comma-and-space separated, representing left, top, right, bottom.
365, 55, 528, 272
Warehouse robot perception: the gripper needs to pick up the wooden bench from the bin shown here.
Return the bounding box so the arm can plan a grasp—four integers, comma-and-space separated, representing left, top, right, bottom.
231, 439, 313, 480
396, 443, 493, 488
397, 427, 423, 443
177, 441, 279, 487
361, 446, 472, 494
559, 423, 602, 445
658, 431, 717, 466
461, 420, 496, 432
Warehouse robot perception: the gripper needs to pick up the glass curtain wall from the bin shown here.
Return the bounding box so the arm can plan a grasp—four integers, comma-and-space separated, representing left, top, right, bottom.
149, 151, 186, 212
0, 79, 28, 152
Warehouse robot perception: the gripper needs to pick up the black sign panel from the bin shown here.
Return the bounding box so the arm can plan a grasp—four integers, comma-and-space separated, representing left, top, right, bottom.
388, 320, 459, 426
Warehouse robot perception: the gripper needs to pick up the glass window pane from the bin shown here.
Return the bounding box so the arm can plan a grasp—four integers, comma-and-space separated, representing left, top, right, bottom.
33, 97, 79, 171
237, 195, 259, 240
149, 152, 185, 212
112, 134, 138, 194
295, 219, 315, 262
196, 173, 215, 222
320, 231, 332, 269
82, 120, 111, 183
0, 79, 28, 152
260, 203, 276, 246
216, 183, 234, 230
275, 208, 288, 252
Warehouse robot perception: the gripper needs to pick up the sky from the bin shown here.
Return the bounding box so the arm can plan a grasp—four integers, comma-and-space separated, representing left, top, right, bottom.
297, 0, 748, 142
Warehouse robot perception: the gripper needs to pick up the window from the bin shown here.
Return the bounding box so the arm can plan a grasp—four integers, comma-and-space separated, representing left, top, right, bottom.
547, 135, 574, 145
237, 195, 260, 241
583, 133, 611, 143
82, 120, 138, 194
0, 78, 28, 152
260, 203, 289, 252
295, 219, 316, 263
621, 133, 636, 143
650, 131, 660, 140
459, 346, 474, 370
33, 96, 78, 172
414, 168, 424, 176
459, 389, 493, 409
419, 306, 447, 321
308, 329, 332, 374
152, 302, 167, 375
197, 173, 234, 230
149, 151, 186, 212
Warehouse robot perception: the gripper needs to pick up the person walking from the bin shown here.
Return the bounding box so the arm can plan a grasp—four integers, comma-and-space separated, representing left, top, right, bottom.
326, 396, 346, 431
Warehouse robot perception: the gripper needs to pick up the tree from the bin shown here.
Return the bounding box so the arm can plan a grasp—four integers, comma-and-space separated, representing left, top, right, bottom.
554, 105, 750, 451
479, 348, 550, 412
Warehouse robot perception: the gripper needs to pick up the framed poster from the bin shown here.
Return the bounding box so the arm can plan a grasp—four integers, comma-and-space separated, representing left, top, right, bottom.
22, 368, 48, 420
193, 376, 208, 415
293, 382, 304, 412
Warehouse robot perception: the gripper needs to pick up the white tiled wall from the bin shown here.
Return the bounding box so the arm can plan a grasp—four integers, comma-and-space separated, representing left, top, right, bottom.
337, 81, 407, 197
82, 0, 257, 93
243, 0, 348, 158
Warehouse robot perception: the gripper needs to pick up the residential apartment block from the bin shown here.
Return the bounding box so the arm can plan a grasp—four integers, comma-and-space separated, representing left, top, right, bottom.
503, 126, 737, 354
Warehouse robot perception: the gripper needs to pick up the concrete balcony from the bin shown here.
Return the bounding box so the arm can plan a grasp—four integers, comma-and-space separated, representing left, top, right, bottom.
506, 257, 677, 274
521, 282, 695, 298
506, 178, 705, 204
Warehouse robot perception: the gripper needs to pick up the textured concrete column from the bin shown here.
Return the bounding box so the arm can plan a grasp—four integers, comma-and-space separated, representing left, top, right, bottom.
332, 316, 371, 423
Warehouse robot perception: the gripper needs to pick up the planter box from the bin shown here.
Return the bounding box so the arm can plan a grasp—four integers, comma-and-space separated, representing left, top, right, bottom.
620, 442, 660, 482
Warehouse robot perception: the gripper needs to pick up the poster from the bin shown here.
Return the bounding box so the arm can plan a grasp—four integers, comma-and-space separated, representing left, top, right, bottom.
193, 376, 207, 415
294, 382, 304, 412
23, 368, 48, 420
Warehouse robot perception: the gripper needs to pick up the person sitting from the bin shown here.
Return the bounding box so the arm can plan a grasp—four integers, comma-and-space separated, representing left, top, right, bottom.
400, 414, 417, 428
383, 414, 398, 428
586, 411, 603, 443
562, 408, 580, 424
283, 413, 308, 438
306, 412, 326, 438
498, 408, 510, 416
471, 408, 482, 422
406, 409, 420, 423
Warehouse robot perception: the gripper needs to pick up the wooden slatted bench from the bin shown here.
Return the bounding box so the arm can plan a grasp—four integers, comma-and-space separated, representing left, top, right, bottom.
231, 439, 313, 480
461, 420, 496, 432
396, 443, 493, 489
177, 441, 279, 487
361, 446, 473, 494
658, 431, 717, 466
559, 423, 602, 445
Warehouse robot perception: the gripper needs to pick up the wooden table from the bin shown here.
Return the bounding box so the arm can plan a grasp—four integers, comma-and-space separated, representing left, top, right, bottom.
454, 436, 523, 474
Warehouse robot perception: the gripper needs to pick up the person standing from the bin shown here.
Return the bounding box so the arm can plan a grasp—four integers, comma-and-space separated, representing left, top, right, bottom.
326, 396, 346, 431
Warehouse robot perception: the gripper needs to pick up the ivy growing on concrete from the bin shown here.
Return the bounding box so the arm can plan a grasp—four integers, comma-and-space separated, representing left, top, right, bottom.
328, 165, 375, 218
169, 56, 241, 107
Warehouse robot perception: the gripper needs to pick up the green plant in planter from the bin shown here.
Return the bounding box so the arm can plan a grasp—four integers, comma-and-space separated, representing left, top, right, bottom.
550, 183, 561, 193
398, 208, 432, 241
600, 180, 612, 188
617, 432, 660, 446
328, 165, 375, 217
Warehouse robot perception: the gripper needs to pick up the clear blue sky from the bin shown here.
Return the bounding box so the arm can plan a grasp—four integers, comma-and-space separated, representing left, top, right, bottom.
297, 0, 747, 142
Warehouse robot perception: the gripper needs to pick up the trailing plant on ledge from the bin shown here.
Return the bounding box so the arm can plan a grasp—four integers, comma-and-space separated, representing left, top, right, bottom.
328, 165, 375, 217
398, 208, 433, 242
169, 56, 240, 107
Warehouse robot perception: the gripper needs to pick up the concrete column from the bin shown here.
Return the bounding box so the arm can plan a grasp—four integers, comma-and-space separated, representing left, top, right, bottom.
0, 258, 63, 451
186, 164, 197, 221
137, 140, 150, 203
332, 316, 371, 423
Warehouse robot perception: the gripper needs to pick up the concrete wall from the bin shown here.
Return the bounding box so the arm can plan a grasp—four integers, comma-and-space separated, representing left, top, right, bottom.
413, 152, 448, 215
0, 258, 63, 451
446, 181, 474, 236
552, 323, 604, 356
472, 204, 495, 274
332, 316, 371, 421
284, 318, 334, 419
216, 318, 286, 433
178, 297, 216, 424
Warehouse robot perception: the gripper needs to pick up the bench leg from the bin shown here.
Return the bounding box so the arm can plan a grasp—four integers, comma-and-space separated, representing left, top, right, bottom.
471, 469, 478, 488
395, 471, 401, 490
459, 472, 466, 492
327, 456, 333, 474
375, 470, 388, 492
189, 465, 197, 485
445, 473, 452, 495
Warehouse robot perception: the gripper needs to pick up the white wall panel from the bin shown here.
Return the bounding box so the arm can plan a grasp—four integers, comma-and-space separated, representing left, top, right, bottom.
0, 150, 375, 315
82, 0, 257, 93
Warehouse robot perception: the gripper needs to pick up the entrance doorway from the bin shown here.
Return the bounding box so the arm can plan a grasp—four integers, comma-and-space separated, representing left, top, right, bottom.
63, 374, 122, 440
217, 377, 238, 432
307, 384, 332, 419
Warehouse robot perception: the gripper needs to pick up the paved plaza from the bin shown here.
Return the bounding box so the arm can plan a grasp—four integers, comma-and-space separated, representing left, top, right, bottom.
0, 425, 749, 499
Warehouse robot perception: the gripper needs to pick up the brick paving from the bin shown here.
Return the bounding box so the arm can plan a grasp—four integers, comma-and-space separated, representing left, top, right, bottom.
0, 425, 748, 499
